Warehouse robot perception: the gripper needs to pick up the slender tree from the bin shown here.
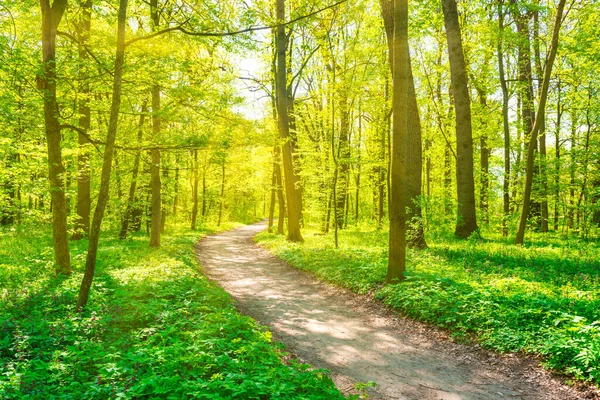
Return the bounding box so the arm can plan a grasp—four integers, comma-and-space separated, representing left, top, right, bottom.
442, 0, 479, 238
77, 0, 128, 310
516, 0, 567, 244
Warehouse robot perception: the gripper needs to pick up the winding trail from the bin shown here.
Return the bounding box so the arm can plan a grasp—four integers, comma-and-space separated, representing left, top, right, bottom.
196, 222, 586, 400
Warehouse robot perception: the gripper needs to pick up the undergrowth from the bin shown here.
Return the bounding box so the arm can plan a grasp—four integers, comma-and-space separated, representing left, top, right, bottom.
0, 223, 343, 399
256, 227, 600, 385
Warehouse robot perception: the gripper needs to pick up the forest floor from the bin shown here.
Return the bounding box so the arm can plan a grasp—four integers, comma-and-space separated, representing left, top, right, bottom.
197, 221, 596, 400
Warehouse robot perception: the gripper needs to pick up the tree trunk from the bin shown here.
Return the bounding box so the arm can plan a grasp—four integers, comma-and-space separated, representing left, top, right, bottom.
380, 0, 426, 248
385, 0, 409, 282
40, 0, 71, 275
515, 0, 566, 244
477, 89, 490, 225
76, 0, 128, 310
497, 1, 511, 236
442, 0, 479, 238
275, 0, 303, 242
534, 8, 549, 233
149, 0, 161, 248
73, 0, 92, 240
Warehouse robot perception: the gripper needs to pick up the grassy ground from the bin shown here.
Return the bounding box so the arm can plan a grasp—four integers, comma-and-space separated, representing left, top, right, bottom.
256, 226, 600, 385
0, 223, 344, 399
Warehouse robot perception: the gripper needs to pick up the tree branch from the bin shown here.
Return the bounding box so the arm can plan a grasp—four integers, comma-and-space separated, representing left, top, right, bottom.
125, 0, 348, 47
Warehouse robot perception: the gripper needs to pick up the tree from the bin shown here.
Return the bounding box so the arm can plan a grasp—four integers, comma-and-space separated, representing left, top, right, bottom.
441, 0, 479, 238
275, 0, 303, 242
380, 0, 427, 248
77, 0, 129, 310
40, 0, 71, 275
515, 0, 567, 244
386, 0, 409, 282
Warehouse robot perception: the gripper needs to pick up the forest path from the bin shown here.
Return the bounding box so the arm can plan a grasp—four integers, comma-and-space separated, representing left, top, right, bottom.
196, 222, 583, 400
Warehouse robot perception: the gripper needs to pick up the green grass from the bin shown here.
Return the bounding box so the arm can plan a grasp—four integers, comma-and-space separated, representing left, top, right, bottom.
0, 223, 344, 399
256, 226, 600, 384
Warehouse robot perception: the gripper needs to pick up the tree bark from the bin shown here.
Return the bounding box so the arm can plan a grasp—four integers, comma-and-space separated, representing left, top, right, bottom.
515, 0, 567, 245
497, 1, 511, 236
40, 0, 71, 275
380, 0, 426, 248
442, 0, 479, 238
385, 0, 408, 282
149, 1, 162, 247
534, 8, 549, 233
72, 0, 92, 240
76, 0, 128, 310
275, 0, 303, 242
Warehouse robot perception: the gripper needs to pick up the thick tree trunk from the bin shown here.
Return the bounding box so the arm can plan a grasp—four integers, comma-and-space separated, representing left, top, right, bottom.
515, 0, 566, 244
385, 0, 409, 282
276, 0, 303, 242
40, 0, 71, 275
76, 0, 128, 310
380, 0, 426, 248
73, 0, 92, 240
442, 0, 479, 238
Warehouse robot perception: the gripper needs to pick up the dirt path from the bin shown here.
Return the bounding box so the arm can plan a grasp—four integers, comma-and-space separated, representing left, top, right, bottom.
196, 222, 590, 400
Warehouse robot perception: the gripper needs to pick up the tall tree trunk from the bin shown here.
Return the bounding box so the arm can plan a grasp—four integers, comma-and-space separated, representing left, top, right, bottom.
534, 8, 549, 233
355, 108, 362, 224
442, 0, 479, 238
497, 1, 511, 236
119, 102, 147, 239
380, 0, 426, 248
515, 0, 566, 244
275, 0, 303, 242
385, 0, 409, 282
149, 0, 161, 248
73, 0, 92, 240
40, 0, 71, 275
76, 0, 128, 310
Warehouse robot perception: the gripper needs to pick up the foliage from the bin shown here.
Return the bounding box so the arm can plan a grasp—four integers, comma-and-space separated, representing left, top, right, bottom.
0, 224, 344, 399
256, 227, 600, 383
